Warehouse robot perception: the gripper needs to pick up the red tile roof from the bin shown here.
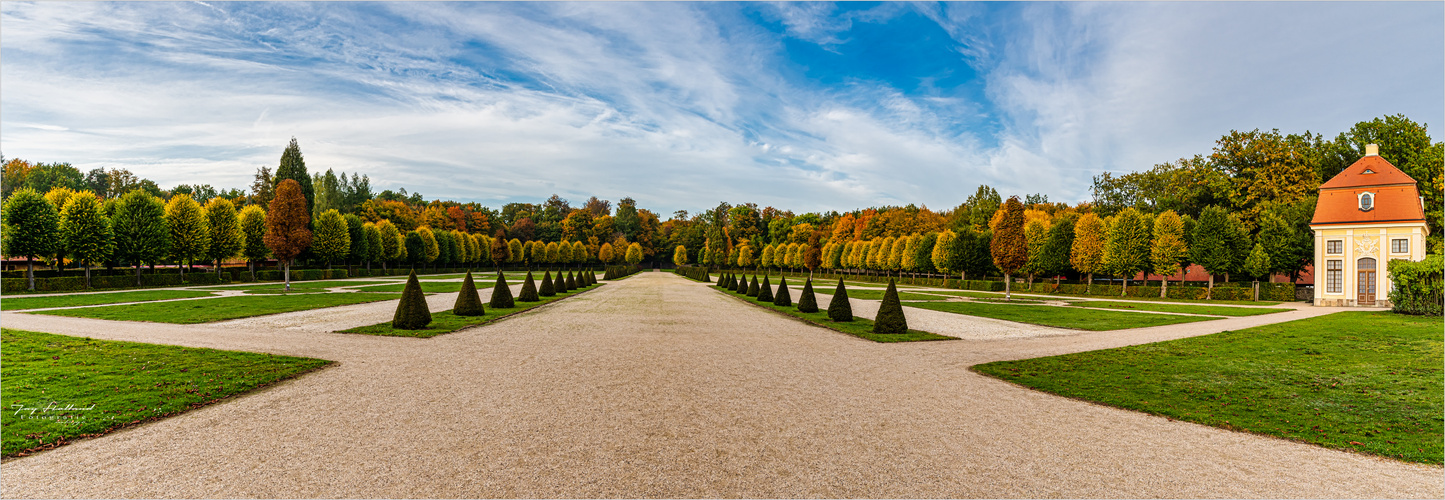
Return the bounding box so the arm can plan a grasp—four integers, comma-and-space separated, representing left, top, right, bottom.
1311, 155, 1426, 226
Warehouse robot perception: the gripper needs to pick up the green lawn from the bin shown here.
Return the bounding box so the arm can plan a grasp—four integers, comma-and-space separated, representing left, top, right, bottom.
912, 290, 1012, 299
827, 289, 951, 301
197, 280, 398, 294
340, 286, 596, 337
30, 293, 404, 324
1035, 291, 1284, 306
973, 312, 1443, 464
1069, 301, 1292, 317
1, 290, 219, 310
907, 300, 1217, 330
349, 281, 490, 293
1, 328, 331, 458
718, 289, 956, 343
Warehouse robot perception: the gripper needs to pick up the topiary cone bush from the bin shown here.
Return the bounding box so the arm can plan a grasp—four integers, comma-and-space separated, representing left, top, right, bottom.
518, 271, 540, 302
872, 279, 908, 334
773, 276, 792, 307
719, 272, 731, 289
757, 275, 774, 302
827, 278, 853, 322
553, 270, 567, 293
590, 270, 598, 285
796, 278, 818, 313
539, 270, 556, 296
566, 271, 577, 290
728, 274, 739, 292
489, 271, 515, 308
746, 275, 760, 296
452, 271, 485, 317
393, 271, 434, 329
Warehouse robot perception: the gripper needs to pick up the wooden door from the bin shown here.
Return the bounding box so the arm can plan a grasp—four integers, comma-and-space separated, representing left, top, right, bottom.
1358, 258, 1377, 305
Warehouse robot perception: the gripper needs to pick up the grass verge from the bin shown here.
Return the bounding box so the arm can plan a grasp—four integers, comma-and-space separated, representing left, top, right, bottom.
1, 328, 331, 458
339, 284, 600, 337
348, 281, 491, 293
1068, 300, 1291, 317
906, 300, 1217, 330
718, 289, 956, 343
973, 311, 1443, 464
1, 290, 218, 310
833, 289, 951, 301
30, 293, 403, 324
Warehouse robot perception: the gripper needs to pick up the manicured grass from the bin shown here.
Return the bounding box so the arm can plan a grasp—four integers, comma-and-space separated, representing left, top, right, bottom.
973, 311, 1443, 464
718, 289, 956, 343
1035, 291, 1284, 306
907, 300, 1217, 330
832, 289, 951, 301
30, 293, 404, 324
1, 290, 218, 310
915, 290, 1013, 299
1, 328, 331, 458
1069, 301, 1292, 317
341, 285, 600, 337
197, 280, 398, 294
349, 281, 491, 293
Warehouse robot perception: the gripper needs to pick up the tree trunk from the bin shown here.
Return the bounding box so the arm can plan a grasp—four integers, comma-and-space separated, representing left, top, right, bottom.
27, 257, 35, 291
1253, 280, 1259, 301
1161, 274, 1169, 298
249, 260, 256, 282
1207, 274, 1214, 300
284, 261, 292, 292
136, 263, 143, 286
1122, 275, 1128, 296
1004, 272, 1012, 300
84, 262, 91, 289
180, 260, 186, 281
1085, 273, 1093, 294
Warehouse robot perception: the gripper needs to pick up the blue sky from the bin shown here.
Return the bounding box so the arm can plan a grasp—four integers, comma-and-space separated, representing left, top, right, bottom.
3, 1, 1441, 215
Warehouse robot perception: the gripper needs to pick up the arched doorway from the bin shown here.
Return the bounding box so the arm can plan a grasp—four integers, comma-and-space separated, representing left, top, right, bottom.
1357, 257, 1377, 305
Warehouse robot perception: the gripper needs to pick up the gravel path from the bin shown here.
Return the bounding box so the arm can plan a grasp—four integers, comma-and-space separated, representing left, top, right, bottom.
1, 272, 1437, 498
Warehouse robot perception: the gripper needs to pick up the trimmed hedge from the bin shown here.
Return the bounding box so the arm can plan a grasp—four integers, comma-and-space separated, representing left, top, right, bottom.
765, 270, 1297, 302
602, 264, 642, 280
674, 266, 711, 282
2, 272, 226, 293
1388, 255, 1443, 315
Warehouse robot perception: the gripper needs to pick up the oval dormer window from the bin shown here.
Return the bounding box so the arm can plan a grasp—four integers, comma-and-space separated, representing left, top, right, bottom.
1360, 192, 1374, 211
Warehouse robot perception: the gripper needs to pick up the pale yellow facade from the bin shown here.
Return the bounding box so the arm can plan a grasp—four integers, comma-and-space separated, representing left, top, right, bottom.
1311, 223, 1429, 307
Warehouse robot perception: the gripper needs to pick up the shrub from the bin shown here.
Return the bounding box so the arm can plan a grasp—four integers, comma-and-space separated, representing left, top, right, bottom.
518, 271, 540, 302
489, 272, 515, 308
1389, 255, 1443, 315
872, 280, 907, 334
675, 266, 711, 282
757, 275, 774, 302
453, 271, 485, 316
773, 276, 791, 307
728, 274, 740, 292
746, 275, 760, 296
797, 278, 819, 313
566, 271, 577, 290
602, 264, 642, 280
393, 271, 433, 329
553, 271, 566, 293
539, 270, 556, 296
719, 272, 731, 288
827, 278, 853, 322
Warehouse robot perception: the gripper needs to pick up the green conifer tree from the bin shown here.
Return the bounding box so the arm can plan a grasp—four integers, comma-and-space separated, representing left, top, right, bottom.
773, 276, 791, 307
518, 271, 540, 302
797, 278, 818, 313
872, 280, 908, 334
453, 270, 485, 316
393, 271, 433, 329
827, 278, 853, 322
489, 271, 515, 308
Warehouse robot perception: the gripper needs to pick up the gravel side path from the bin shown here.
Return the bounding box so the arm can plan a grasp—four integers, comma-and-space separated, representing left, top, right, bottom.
1, 272, 1437, 498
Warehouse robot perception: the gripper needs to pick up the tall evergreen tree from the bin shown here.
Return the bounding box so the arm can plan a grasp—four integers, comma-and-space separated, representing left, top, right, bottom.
165, 194, 210, 279
112, 190, 170, 286
59, 194, 113, 288
204, 198, 243, 274
273, 137, 315, 217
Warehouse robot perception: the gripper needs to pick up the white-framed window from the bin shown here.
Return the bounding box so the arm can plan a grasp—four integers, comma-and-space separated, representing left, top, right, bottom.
1326, 260, 1343, 294
1326, 240, 1343, 254
1391, 238, 1409, 254
1358, 192, 1375, 211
